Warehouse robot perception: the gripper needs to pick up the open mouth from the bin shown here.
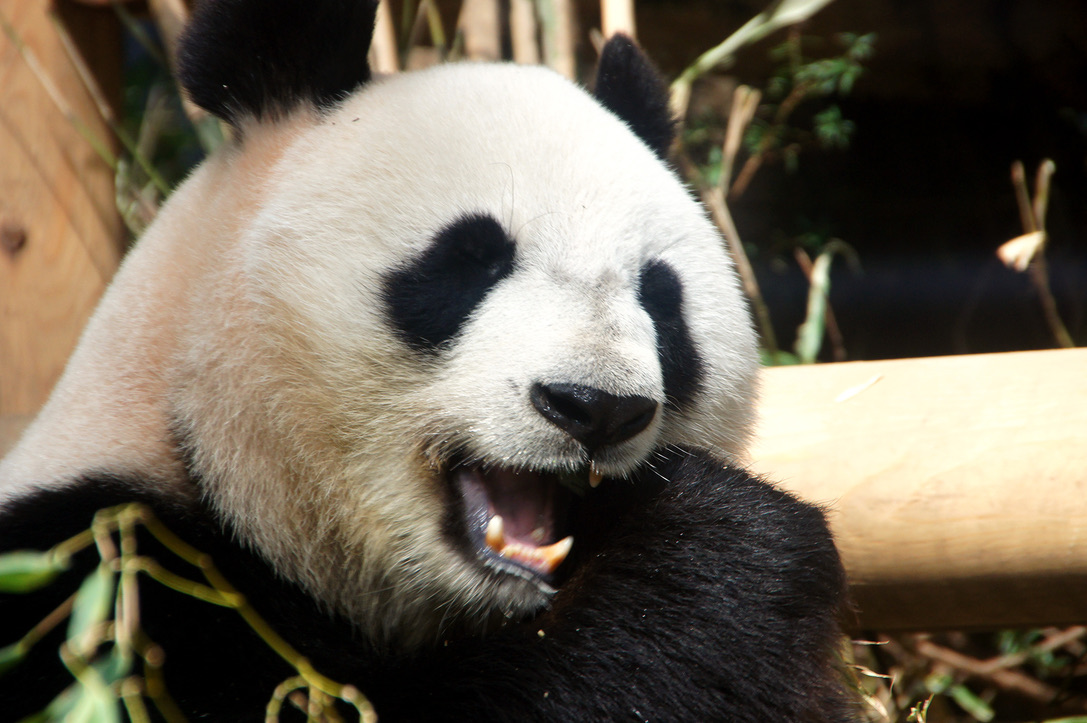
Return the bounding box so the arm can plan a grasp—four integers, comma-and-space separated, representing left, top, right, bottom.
450, 459, 604, 584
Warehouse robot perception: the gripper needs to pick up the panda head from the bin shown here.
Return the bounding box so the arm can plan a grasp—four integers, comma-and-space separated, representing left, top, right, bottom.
3, 0, 758, 647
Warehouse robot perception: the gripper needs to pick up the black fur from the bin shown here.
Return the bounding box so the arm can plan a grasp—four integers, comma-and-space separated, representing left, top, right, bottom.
177, 0, 379, 125
638, 260, 705, 408
382, 214, 517, 353
0, 451, 857, 721
594, 35, 676, 160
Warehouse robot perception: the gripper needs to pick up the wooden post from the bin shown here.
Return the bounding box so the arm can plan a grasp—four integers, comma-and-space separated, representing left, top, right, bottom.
457, 0, 502, 62
751, 348, 1087, 631
369, 0, 400, 74
509, 0, 539, 65
600, 0, 635, 39
0, 0, 123, 416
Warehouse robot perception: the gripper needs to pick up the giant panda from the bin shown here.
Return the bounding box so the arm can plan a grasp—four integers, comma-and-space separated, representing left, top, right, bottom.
0, 0, 857, 720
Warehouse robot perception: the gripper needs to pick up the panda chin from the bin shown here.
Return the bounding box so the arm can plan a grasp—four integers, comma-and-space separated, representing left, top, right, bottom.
449, 460, 586, 591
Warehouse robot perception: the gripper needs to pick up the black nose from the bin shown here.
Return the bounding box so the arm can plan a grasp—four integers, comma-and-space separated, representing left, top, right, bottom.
530, 382, 658, 452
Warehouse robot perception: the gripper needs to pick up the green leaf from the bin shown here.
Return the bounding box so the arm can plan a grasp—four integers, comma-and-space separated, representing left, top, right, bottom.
67, 564, 115, 651
39, 649, 128, 723
92, 639, 133, 686
794, 240, 858, 363
813, 106, 855, 149
0, 641, 26, 675
948, 683, 994, 722
0, 550, 68, 593
25, 684, 79, 723
56, 667, 122, 723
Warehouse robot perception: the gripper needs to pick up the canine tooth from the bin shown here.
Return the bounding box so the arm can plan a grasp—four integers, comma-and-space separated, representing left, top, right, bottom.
485, 515, 505, 551
496, 535, 574, 575
539, 536, 574, 572
589, 464, 603, 488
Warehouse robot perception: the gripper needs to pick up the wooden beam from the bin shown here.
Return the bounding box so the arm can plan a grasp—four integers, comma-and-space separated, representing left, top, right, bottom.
751, 348, 1087, 631
0, 0, 123, 415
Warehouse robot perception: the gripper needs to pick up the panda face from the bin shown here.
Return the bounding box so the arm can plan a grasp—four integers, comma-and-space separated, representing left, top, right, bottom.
0, 15, 758, 647
165, 63, 757, 645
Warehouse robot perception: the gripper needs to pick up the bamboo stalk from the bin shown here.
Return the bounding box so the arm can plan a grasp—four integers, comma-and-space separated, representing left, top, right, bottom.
456, 0, 501, 62
700, 186, 780, 355
369, 0, 400, 74
1008, 160, 1074, 349
538, 0, 576, 80
509, 0, 539, 64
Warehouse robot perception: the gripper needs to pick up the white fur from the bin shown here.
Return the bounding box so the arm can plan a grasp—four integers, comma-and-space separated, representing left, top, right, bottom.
1, 63, 758, 645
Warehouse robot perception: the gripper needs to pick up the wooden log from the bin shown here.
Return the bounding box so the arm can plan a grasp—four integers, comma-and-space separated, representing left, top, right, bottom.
751, 348, 1087, 631
0, 0, 122, 416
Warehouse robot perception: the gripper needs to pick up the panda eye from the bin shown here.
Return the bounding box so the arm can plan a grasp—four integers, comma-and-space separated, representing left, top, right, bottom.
382, 214, 516, 352
637, 259, 705, 408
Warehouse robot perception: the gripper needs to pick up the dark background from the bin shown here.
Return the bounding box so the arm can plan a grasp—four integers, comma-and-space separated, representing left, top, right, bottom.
628, 0, 1087, 360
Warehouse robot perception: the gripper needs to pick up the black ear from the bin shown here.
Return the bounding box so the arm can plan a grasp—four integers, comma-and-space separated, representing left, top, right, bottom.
177, 0, 379, 127
593, 35, 675, 160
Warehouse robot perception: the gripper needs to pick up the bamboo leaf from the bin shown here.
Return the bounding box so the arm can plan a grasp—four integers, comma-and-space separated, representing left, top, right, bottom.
66, 666, 123, 723
67, 564, 115, 651
0, 550, 68, 593
948, 683, 995, 722
996, 231, 1046, 272
795, 240, 857, 364
0, 641, 26, 674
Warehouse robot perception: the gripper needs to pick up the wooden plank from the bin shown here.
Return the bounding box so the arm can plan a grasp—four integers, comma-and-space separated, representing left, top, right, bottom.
0, 0, 122, 415
751, 348, 1087, 631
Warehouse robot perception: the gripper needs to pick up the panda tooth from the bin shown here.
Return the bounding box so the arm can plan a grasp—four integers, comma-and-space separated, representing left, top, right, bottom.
588, 464, 603, 488
485, 515, 506, 551
539, 536, 574, 573
497, 536, 574, 575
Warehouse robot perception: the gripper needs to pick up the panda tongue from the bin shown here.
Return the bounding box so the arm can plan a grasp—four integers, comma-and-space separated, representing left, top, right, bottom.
485, 515, 573, 576
480, 467, 559, 546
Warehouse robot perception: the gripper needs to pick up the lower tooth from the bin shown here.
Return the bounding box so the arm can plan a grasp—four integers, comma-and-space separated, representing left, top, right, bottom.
543, 536, 574, 570
499, 535, 574, 574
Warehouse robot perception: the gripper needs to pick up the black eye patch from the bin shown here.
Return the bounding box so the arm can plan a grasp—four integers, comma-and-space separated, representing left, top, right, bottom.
382, 214, 516, 353
637, 260, 704, 408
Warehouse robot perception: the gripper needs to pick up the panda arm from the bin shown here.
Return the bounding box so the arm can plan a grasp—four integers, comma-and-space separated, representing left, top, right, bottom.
0, 454, 857, 722
375, 449, 858, 723
0, 479, 330, 721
